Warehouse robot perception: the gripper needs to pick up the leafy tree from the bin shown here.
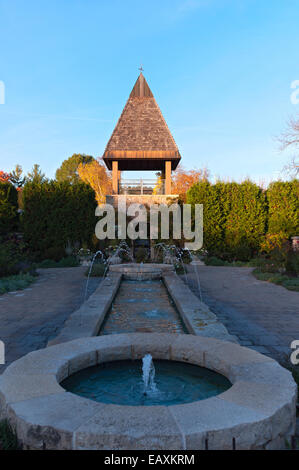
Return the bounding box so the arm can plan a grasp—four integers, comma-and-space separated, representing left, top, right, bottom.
26, 164, 47, 184
55, 154, 94, 184
172, 166, 209, 201
77, 159, 112, 205
0, 171, 11, 183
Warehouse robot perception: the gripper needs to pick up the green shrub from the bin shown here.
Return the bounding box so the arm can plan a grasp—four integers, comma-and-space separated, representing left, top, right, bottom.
37, 259, 59, 268
0, 273, 36, 295
252, 269, 299, 291
0, 420, 19, 450
0, 235, 35, 277
135, 247, 149, 263
37, 256, 79, 268
180, 248, 192, 264
282, 278, 299, 287
285, 252, 299, 276
174, 263, 185, 274
0, 243, 19, 277
43, 246, 66, 262
85, 262, 106, 277
58, 256, 80, 267
205, 256, 228, 266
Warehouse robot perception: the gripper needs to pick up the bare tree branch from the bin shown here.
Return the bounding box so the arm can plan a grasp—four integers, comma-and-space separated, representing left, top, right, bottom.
278, 116, 299, 177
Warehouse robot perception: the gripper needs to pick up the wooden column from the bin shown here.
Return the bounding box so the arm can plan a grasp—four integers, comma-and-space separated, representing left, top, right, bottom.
165, 160, 171, 194
112, 160, 118, 194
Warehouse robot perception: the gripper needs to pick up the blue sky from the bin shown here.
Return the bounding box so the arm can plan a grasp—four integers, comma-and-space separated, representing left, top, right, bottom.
0, 0, 298, 184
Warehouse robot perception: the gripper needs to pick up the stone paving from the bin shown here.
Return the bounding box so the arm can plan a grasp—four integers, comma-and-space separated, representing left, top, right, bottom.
185, 265, 299, 364
0, 264, 298, 369
0, 267, 100, 373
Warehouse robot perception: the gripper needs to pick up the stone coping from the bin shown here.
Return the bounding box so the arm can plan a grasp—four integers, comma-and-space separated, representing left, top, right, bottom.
109, 263, 174, 273
0, 333, 296, 450
106, 195, 179, 208
109, 263, 174, 281
163, 272, 238, 343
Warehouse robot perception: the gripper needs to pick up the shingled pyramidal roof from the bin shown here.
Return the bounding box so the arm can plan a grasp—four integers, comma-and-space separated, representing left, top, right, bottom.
103, 73, 181, 171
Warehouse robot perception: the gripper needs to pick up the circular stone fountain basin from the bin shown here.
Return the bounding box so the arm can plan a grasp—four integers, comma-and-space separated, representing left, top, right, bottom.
61, 360, 231, 406
0, 333, 296, 450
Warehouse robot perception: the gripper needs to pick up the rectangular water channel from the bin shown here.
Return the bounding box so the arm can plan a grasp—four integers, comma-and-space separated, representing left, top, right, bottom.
99, 279, 187, 335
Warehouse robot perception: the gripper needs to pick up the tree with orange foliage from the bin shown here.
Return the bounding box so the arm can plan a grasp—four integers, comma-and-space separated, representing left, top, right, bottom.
172, 166, 209, 200
77, 159, 112, 205
0, 170, 11, 183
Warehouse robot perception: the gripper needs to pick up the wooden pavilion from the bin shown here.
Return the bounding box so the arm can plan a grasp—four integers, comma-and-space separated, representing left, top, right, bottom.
103, 72, 181, 195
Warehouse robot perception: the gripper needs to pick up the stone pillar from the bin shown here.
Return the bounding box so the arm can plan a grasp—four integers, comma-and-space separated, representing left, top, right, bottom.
165, 161, 171, 194
112, 161, 118, 194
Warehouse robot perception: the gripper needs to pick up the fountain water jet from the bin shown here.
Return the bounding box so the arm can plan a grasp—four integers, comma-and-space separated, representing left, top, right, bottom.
142, 354, 157, 395
84, 250, 106, 303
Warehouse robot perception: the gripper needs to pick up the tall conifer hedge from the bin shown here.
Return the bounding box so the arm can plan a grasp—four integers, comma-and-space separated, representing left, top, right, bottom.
187, 180, 268, 260
22, 181, 97, 257
0, 182, 19, 234
267, 180, 299, 238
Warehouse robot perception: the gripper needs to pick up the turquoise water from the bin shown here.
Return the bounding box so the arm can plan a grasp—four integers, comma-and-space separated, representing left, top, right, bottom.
61, 360, 231, 406
99, 279, 187, 335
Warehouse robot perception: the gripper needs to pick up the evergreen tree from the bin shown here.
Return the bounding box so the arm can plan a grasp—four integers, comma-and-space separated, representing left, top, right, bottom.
26, 164, 47, 184
55, 154, 94, 184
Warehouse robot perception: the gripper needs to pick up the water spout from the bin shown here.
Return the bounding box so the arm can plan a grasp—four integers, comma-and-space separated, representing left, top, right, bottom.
84, 250, 106, 303
142, 354, 157, 394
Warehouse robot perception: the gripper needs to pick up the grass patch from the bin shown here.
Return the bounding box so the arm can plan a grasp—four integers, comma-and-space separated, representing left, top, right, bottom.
0, 420, 20, 450
37, 256, 80, 269
253, 269, 299, 292
85, 263, 106, 277
0, 273, 36, 295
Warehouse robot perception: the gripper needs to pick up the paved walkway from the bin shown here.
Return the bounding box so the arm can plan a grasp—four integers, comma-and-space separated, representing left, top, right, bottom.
185, 265, 299, 364
0, 267, 100, 373
1, 264, 298, 372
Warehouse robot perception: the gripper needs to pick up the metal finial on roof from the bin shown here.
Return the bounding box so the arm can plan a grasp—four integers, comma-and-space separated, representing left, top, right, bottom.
139, 65, 144, 72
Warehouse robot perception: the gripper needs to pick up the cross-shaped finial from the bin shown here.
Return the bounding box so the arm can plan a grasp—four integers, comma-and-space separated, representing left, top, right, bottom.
139, 65, 144, 72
